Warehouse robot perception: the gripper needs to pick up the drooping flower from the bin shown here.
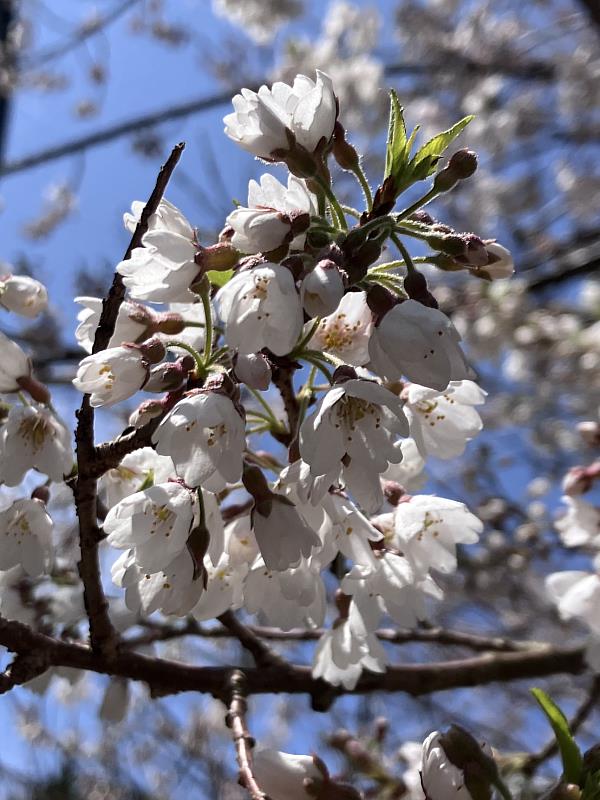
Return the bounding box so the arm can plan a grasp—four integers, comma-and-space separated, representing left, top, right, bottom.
0, 404, 73, 486
252, 494, 321, 571
192, 550, 247, 622
403, 380, 486, 459
224, 71, 337, 159
300, 374, 408, 513
152, 390, 246, 492
310, 290, 373, 366
301, 260, 345, 318
369, 299, 471, 391
312, 616, 386, 689
74, 296, 151, 353
0, 498, 53, 576
72, 344, 151, 407
392, 495, 483, 576
382, 437, 426, 492
215, 263, 303, 356
555, 496, 600, 548
252, 750, 324, 800
104, 482, 199, 573
0, 274, 48, 318
227, 174, 315, 255
0, 331, 32, 392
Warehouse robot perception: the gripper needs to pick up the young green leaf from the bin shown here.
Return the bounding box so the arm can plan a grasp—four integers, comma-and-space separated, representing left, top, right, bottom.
384, 90, 408, 180
409, 115, 475, 182
531, 688, 583, 785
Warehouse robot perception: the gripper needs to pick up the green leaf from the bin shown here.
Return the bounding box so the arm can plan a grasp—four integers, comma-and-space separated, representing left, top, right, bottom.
531, 688, 583, 785
206, 268, 233, 288
582, 770, 600, 800
408, 115, 474, 181
384, 90, 407, 180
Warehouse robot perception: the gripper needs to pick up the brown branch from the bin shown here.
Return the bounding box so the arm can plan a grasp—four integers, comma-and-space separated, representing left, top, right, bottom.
217, 611, 288, 668
224, 670, 268, 800
0, 615, 590, 702
271, 364, 300, 456
72, 143, 185, 659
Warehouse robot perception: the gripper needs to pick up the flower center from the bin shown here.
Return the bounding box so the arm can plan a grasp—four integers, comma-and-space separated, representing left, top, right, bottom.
18, 415, 53, 452
318, 312, 361, 352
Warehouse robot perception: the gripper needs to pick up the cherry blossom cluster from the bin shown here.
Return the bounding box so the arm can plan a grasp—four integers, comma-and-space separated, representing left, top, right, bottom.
0, 70, 513, 693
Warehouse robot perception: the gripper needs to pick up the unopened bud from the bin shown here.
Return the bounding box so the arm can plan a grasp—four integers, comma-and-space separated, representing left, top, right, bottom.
447, 148, 478, 179
403, 270, 438, 309
31, 485, 50, 504
153, 312, 186, 336
301, 260, 345, 318
137, 337, 166, 365
234, 353, 272, 391
332, 121, 360, 171
382, 480, 405, 506
367, 284, 400, 319
433, 166, 460, 193
144, 356, 194, 393
129, 398, 166, 428
196, 242, 240, 273
16, 375, 51, 405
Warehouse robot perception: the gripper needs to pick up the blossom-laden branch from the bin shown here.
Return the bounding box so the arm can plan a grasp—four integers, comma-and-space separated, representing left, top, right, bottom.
224, 670, 268, 800
72, 142, 185, 658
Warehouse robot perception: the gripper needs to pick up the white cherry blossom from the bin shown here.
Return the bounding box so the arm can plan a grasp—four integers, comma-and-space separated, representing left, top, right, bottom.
99, 447, 174, 508
555, 495, 600, 548
74, 296, 150, 353
369, 299, 471, 391
310, 290, 373, 366
215, 263, 303, 356
301, 261, 345, 318
403, 380, 486, 460
312, 617, 386, 690
0, 274, 48, 317
0, 331, 31, 392
0, 498, 53, 576
224, 71, 337, 159
252, 494, 321, 571
392, 495, 483, 576
227, 174, 315, 255
114, 549, 203, 617
123, 197, 196, 237
382, 437, 426, 492
152, 390, 246, 492
192, 550, 247, 621
104, 481, 198, 573
545, 569, 600, 635
117, 247, 199, 304
480, 242, 515, 280
244, 558, 325, 629
253, 750, 324, 800
319, 492, 382, 570
0, 404, 72, 486
73, 345, 149, 407
300, 377, 408, 513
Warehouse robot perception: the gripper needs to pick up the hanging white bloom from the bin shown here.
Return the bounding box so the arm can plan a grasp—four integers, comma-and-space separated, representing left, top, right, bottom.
555, 496, 600, 548
192, 551, 247, 621
392, 495, 483, 576
342, 553, 443, 632
117, 247, 199, 304
0, 404, 73, 486
545, 570, 600, 635
152, 390, 246, 492
301, 261, 345, 318
224, 514, 260, 567
74, 296, 150, 353
215, 263, 303, 357
244, 558, 325, 629
114, 549, 203, 616
403, 380, 486, 460
0, 331, 32, 392
252, 495, 321, 571
382, 437, 426, 492
104, 482, 198, 573
124, 197, 196, 237
224, 71, 337, 159
99, 447, 174, 508
0, 498, 53, 576
300, 376, 408, 513
234, 352, 272, 390
369, 300, 471, 391
312, 617, 386, 690
319, 492, 382, 570
253, 750, 324, 800
421, 732, 476, 800
73, 345, 150, 407
310, 290, 373, 366
0, 274, 48, 318
227, 174, 315, 255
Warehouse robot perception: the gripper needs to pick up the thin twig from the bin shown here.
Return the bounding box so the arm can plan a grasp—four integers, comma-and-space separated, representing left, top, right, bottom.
224, 670, 268, 800
217, 611, 289, 668
72, 143, 185, 659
